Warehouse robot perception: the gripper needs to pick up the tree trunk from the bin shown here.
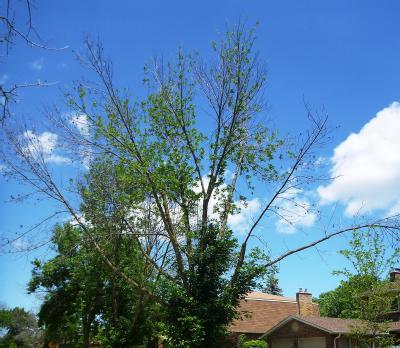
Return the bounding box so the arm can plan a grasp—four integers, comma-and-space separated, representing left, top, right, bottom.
82, 315, 90, 348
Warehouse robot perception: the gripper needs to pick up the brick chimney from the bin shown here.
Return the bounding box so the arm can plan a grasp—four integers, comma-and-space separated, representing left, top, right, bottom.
390, 268, 400, 282
296, 288, 320, 317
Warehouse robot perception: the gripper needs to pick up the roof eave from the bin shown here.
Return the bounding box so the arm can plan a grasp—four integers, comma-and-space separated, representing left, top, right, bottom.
259, 316, 336, 339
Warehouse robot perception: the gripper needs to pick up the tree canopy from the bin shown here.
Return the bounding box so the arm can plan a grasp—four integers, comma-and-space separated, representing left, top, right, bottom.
317, 230, 400, 347
28, 209, 160, 347
0, 306, 42, 348
318, 229, 400, 318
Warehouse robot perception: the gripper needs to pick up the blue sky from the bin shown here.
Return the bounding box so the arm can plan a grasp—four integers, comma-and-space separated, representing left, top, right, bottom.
1, 0, 400, 311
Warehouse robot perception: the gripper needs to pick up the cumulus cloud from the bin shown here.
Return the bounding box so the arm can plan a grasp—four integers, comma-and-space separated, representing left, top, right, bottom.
67, 212, 91, 228
192, 176, 263, 235
22, 130, 71, 165
69, 113, 89, 137
193, 176, 316, 235
318, 102, 400, 216
228, 198, 262, 235
274, 189, 317, 234
11, 238, 28, 251
68, 113, 91, 168
30, 58, 44, 71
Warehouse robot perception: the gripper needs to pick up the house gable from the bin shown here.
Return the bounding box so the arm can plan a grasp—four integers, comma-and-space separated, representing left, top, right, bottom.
261, 316, 332, 340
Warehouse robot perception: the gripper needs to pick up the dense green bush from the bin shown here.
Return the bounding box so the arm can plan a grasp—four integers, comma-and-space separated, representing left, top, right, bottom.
243, 339, 268, 348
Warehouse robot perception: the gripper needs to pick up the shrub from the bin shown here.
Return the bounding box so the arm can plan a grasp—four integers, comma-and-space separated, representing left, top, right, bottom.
243, 339, 268, 348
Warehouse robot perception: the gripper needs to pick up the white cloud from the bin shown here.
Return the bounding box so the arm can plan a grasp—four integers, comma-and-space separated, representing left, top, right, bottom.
275, 189, 317, 234
67, 212, 91, 227
69, 113, 89, 137
30, 58, 44, 71
193, 177, 316, 235
314, 156, 329, 166
11, 238, 28, 251
193, 176, 263, 235
22, 130, 71, 165
68, 113, 91, 168
228, 198, 262, 235
0, 74, 8, 85
318, 102, 400, 216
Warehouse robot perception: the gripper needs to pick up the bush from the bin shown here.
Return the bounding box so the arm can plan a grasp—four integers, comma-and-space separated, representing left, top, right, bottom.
243, 339, 268, 348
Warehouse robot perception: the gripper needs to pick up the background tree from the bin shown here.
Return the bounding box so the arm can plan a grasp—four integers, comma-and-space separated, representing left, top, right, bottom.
318, 229, 400, 318
0, 306, 42, 348
28, 224, 104, 348
349, 282, 400, 348
260, 265, 283, 296
317, 229, 400, 347
29, 200, 161, 347
2, 23, 400, 347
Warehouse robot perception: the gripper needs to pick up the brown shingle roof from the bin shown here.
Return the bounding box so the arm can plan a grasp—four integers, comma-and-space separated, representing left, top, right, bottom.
300, 317, 400, 334
262, 316, 400, 338
294, 316, 366, 334
244, 291, 296, 303
229, 292, 298, 334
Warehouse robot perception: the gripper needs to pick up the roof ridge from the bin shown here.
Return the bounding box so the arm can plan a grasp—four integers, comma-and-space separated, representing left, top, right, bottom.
245, 291, 296, 302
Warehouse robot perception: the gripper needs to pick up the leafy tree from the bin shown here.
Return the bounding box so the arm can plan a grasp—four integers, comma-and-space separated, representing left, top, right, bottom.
317, 275, 374, 318
0, 306, 42, 348
29, 219, 160, 348
3, 23, 400, 347
349, 281, 400, 348
334, 228, 400, 281
79, 159, 163, 346
28, 224, 104, 348
261, 265, 283, 296
317, 230, 400, 347
318, 229, 400, 318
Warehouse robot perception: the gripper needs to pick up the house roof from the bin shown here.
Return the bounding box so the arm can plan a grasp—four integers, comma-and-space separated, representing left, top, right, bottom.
244, 291, 297, 303
261, 315, 400, 338
229, 292, 298, 334
293, 316, 366, 334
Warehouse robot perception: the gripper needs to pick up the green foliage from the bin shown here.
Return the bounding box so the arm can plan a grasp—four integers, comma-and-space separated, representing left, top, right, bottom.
317, 229, 400, 346
318, 274, 379, 318
260, 264, 283, 296
243, 339, 268, 348
318, 229, 400, 319
28, 224, 100, 347
29, 220, 160, 347
349, 279, 400, 347
161, 226, 268, 348
334, 229, 400, 280
0, 307, 42, 348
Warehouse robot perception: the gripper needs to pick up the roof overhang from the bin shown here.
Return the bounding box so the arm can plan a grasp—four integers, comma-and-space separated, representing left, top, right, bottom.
260, 316, 337, 339
260, 316, 397, 339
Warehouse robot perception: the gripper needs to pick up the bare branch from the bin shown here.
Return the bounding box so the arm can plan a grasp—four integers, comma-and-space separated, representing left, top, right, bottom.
266, 218, 400, 268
